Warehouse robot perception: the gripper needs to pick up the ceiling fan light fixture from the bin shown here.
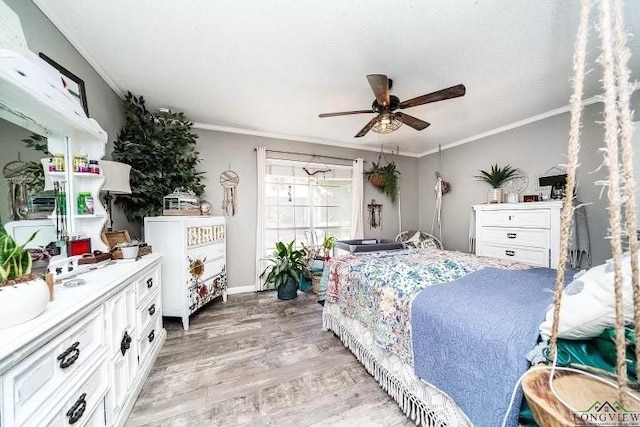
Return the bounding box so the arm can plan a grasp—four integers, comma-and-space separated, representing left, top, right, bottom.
372, 113, 402, 134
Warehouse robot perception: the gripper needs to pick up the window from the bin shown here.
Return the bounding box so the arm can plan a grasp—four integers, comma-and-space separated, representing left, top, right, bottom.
264, 159, 352, 254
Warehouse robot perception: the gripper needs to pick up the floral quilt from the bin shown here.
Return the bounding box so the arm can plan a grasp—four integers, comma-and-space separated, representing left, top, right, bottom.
322, 248, 530, 365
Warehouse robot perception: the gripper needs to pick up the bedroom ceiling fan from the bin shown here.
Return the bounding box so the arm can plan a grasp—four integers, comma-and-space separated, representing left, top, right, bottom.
319, 74, 466, 138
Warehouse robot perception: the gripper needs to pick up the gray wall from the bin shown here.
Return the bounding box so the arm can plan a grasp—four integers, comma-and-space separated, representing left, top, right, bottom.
196, 130, 419, 288
5, 0, 126, 230
419, 96, 640, 267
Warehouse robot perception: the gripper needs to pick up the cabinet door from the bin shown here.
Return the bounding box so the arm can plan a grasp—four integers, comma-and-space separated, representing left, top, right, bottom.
105, 286, 136, 359
105, 285, 138, 423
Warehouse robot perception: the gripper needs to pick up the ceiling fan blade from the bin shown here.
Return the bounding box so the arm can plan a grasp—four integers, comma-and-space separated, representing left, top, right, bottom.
394, 112, 430, 131
355, 115, 381, 138
318, 109, 374, 118
366, 74, 390, 106
398, 84, 466, 109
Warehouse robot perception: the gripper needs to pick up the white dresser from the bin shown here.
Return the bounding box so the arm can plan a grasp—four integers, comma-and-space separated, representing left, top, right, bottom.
0, 254, 165, 427
144, 216, 227, 330
473, 201, 563, 268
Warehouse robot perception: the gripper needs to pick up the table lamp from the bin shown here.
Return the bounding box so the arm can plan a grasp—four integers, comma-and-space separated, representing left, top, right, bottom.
101, 160, 132, 231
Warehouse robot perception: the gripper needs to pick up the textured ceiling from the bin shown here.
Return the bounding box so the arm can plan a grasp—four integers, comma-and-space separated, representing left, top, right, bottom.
33, 0, 640, 156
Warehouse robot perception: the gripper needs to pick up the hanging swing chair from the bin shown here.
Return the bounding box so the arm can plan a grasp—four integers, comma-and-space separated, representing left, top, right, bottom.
522, 0, 640, 424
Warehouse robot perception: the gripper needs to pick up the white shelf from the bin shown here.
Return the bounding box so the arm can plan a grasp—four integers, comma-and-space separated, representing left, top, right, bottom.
73, 172, 103, 178
75, 214, 105, 219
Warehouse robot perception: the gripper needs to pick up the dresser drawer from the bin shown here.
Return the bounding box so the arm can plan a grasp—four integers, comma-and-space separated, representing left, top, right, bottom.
3, 308, 105, 426
138, 315, 162, 365
479, 209, 550, 229
187, 242, 225, 264
479, 227, 550, 248
136, 290, 161, 338
40, 357, 108, 427
479, 244, 549, 267
135, 266, 160, 304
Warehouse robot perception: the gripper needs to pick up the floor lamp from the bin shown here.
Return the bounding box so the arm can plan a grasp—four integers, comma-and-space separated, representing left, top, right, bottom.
100, 160, 132, 231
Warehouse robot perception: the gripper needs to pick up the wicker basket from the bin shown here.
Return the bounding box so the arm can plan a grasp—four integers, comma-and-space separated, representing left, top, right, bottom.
368, 174, 385, 188
522, 366, 640, 427
311, 273, 323, 295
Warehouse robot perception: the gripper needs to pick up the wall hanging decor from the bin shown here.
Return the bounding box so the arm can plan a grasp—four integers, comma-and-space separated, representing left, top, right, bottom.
363, 147, 401, 203
220, 168, 239, 216
367, 199, 383, 229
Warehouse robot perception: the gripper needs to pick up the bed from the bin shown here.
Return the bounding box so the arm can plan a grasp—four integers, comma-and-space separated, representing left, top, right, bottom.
320, 248, 556, 426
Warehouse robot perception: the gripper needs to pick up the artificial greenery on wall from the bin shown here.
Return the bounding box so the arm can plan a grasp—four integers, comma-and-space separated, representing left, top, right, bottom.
112, 92, 205, 222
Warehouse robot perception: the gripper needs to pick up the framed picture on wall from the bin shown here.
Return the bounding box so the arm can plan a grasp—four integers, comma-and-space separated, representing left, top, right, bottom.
38, 52, 89, 117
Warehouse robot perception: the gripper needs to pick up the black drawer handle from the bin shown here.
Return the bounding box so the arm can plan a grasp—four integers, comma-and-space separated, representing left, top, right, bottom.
505, 250, 516, 257
146, 278, 153, 288
120, 331, 132, 356
66, 393, 87, 424
148, 330, 155, 343
148, 304, 156, 316
507, 233, 517, 239
57, 342, 80, 369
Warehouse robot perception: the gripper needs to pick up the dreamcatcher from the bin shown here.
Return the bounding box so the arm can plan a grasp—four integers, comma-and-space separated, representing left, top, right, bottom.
220, 167, 239, 216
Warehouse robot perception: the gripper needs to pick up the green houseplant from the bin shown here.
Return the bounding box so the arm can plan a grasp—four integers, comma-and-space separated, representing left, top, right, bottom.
260, 241, 306, 300
0, 222, 49, 330
474, 164, 520, 203
363, 161, 401, 203
111, 92, 205, 223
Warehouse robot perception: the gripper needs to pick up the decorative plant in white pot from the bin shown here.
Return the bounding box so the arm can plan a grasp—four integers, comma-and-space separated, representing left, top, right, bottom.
474, 164, 521, 204
0, 223, 49, 330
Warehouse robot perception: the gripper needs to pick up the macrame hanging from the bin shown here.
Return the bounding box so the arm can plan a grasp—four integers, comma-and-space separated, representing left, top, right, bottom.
522, 0, 640, 423
220, 167, 239, 216
431, 145, 449, 246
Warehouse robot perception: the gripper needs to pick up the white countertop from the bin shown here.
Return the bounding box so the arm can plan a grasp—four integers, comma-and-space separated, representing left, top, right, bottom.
0, 253, 163, 375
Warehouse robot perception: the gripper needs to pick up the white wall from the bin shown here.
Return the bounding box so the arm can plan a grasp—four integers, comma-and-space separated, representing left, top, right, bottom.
195, 130, 420, 289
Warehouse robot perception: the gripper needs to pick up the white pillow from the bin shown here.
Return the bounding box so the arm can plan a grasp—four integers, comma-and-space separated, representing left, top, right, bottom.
539, 253, 639, 340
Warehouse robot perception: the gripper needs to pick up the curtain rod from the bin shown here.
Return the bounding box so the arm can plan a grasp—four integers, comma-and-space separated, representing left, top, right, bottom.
253, 148, 361, 163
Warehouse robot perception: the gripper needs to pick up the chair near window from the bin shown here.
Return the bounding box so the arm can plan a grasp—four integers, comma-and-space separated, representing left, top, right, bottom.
395, 230, 443, 250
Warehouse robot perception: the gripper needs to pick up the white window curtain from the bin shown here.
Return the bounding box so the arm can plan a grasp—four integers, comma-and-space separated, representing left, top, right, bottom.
350, 158, 364, 239
255, 146, 267, 291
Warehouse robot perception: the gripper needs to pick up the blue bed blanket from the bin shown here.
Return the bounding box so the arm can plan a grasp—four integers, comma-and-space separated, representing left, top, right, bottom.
411, 267, 564, 427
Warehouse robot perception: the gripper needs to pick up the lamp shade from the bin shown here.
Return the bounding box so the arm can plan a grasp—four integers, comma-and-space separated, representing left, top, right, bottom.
101, 160, 132, 194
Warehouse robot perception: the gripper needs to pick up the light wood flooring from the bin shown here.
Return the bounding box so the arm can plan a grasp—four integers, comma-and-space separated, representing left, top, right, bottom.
126, 291, 413, 427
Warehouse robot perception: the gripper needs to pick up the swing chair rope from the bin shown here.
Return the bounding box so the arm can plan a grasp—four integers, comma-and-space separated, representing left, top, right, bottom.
598, 0, 629, 403
613, 0, 640, 369
549, 0, 591, 365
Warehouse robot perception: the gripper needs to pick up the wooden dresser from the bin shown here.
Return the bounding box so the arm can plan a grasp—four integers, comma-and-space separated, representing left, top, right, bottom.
144, 216, 227, 330
473, 201, 563, 268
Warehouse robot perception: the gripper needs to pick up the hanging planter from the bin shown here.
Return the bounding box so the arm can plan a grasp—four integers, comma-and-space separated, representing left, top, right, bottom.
364, 161, 401, 203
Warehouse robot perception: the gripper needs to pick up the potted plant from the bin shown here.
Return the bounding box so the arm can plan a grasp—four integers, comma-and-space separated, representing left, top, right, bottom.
0, 224, 49, 330
260, 241, 307, 300
363, 161, 401, 203
474, 164, 521, 204
322, 235, 336, 261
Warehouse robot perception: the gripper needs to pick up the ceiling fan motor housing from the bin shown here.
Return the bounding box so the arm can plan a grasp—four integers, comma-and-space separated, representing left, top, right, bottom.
372, 95, 400, 112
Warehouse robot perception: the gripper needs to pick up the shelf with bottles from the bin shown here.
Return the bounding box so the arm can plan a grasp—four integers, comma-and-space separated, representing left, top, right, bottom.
75, 213, 105, 219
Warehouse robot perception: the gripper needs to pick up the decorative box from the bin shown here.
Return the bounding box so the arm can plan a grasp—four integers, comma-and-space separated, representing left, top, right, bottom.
163, 188, 201, 216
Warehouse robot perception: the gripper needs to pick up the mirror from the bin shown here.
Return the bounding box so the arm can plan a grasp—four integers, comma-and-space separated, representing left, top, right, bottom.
0, 117, 47, 221
0, 117, 60, 263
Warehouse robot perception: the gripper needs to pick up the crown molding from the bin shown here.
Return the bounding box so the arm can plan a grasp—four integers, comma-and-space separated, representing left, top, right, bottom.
34, 0, 123, 97
417, 82, 640, 157
191, 123, 422, 157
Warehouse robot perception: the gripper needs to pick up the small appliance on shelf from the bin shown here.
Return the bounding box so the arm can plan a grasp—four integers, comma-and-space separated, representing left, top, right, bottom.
163, 187, 201, 216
